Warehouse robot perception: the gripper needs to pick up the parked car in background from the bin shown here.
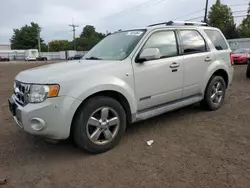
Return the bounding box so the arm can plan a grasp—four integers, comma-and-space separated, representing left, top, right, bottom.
247, 59, 250, 78
9, 21, 234, 154
36, 56, 48, 61
231, 48, 250, 64
25, 49, 39, 61
0, 56, 10, 61
68, 54, 84, 60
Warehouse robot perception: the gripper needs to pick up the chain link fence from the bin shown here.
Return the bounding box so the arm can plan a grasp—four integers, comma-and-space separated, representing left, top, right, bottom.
228, 38, 250, 51
0, 51, 88, 61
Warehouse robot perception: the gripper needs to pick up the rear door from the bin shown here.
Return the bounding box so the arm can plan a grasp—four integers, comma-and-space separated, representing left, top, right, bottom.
178, 29, 215, 98
203, 29, 231, 66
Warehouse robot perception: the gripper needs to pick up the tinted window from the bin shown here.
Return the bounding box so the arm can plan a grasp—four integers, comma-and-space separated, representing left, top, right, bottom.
180, 30, 207, 54
204, 30, 228, 51
143, 31, 178, 59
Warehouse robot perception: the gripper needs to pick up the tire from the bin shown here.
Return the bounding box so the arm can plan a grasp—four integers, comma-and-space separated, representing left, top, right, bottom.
73, 96, 126, 154
246, 63, 250, 78
201, 76, 226, 111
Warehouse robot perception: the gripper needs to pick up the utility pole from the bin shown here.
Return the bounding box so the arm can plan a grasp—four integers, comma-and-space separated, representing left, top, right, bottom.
69, 20, 79, 50
37, 28, 41, 56
204, 0, 209, 23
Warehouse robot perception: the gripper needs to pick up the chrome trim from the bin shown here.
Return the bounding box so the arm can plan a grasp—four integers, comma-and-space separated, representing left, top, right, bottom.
13, 81, 30, 106
135, 96, 203, 122
13, 116, 23, 128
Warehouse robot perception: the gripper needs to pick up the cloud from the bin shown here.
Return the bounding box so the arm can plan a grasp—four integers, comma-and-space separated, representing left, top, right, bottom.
0, 0, 247, 44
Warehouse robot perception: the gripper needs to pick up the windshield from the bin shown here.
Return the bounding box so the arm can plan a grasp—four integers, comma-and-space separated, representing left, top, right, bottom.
234, 48, 250, 54
84, 30, 146, 61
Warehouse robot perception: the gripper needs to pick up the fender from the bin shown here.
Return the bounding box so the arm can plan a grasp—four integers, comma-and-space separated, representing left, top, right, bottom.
201, 60, 230, 95
67, 76, 138, 115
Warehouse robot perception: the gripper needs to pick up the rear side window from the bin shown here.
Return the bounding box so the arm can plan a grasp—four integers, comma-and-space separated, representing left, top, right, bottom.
180, 30, 207, 54
204, 30, 228, 51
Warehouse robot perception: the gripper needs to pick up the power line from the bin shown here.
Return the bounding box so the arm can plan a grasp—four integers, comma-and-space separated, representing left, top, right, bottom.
186, 14, 249, 21
171, 9, 205, 20
234, 14, 249, 18
232, 10, 248, 13
94, 0, 167, 22
185, 9, 249, 21
230, 3, 249, 7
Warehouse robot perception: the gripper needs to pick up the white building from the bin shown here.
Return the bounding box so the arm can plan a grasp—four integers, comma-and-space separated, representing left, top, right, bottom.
0, 44, 11, 50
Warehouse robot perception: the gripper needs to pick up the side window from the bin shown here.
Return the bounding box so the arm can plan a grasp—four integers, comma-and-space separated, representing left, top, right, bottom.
204, 30, 228, 51
142, 31, 178, 59
180, 30, 207, 54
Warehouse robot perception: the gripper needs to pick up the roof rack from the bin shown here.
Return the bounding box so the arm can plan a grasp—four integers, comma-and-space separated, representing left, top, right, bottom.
148, 21, 209, 27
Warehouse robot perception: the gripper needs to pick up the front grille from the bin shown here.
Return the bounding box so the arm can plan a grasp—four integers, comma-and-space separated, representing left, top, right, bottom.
14, 81, 29, 106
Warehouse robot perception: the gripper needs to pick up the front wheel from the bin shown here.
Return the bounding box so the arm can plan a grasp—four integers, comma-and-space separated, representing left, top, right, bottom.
73, 96, 126, 154
201, 76, 226, 111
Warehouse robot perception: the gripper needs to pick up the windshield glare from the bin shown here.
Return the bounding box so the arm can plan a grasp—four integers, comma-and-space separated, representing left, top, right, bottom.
84, 30, 146, 61
234, 48, 250, 54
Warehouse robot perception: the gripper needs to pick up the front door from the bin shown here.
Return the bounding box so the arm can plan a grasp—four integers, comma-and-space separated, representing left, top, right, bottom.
133, 30, 184, 111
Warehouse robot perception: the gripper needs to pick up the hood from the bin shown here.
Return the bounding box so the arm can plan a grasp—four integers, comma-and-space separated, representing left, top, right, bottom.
16, 60, 119, 83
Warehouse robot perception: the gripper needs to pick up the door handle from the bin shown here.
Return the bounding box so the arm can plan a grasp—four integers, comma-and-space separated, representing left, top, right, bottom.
205, 57, 212, 62
169, 62, 180, 68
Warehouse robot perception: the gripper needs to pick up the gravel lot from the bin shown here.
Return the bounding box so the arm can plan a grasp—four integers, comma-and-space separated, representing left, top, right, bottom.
0, 62, 250, 188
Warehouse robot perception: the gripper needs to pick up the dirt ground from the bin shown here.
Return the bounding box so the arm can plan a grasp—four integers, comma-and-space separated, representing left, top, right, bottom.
0, 62, 250, 188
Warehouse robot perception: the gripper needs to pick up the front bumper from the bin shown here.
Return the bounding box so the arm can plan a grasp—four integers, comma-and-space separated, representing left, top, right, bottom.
9, 95, 82, 139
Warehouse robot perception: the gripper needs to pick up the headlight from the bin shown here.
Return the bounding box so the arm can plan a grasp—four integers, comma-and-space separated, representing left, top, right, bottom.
28, 84, 60, 103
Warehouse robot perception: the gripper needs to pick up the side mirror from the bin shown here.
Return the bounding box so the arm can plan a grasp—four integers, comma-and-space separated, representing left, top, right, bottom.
137, 48, 161, 63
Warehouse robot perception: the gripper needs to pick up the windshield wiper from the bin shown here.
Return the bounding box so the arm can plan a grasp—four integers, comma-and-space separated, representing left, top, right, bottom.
85, 56, 102, 60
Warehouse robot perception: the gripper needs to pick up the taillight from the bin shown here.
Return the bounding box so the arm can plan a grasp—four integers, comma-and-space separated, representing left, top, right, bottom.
230, 52, 234, 66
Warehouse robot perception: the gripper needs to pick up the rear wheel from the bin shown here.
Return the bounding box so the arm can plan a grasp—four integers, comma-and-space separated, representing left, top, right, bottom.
73, 96, 126, 154
246, 63, 250, 78
201, 76, 226, 111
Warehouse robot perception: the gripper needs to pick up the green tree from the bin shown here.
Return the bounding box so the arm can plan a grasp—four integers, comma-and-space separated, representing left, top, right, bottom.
10, 22, 45, 50
238, 2, 250, 38
208, 0, 237, 39
48, 40, 69, 52
73, 25, 106, 51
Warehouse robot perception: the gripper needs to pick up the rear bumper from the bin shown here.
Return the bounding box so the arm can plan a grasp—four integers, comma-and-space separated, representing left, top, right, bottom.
228, 66, 234, 86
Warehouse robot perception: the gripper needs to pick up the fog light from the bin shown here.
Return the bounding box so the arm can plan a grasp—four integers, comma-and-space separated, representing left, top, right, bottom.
30, 118, 46, 131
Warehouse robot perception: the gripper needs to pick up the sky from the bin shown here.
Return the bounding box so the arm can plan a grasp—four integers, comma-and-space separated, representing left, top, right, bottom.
0, 0, 248, 44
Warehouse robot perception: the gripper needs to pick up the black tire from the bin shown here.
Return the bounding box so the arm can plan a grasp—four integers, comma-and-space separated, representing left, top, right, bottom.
73, 96, 126, 154
201, 76, 226, 111
246, 63, 250, 78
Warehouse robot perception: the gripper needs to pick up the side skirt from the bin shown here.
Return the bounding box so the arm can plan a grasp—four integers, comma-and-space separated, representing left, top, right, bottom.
134, 95, 203, 122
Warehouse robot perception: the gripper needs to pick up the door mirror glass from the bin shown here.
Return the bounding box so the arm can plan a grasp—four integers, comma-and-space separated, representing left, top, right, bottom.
138, 48, 161, 62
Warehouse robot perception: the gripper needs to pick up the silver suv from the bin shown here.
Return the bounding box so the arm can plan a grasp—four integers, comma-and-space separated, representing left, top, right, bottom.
9, 21, 234, 153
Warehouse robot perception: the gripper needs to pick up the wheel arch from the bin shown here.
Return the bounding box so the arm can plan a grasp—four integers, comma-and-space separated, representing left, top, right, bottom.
211, 69, 229, 88
202, 68, 229, 99
70, 90, 134, 137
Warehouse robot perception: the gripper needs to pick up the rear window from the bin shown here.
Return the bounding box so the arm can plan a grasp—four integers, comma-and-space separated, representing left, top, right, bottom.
204, 30, 228, 51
